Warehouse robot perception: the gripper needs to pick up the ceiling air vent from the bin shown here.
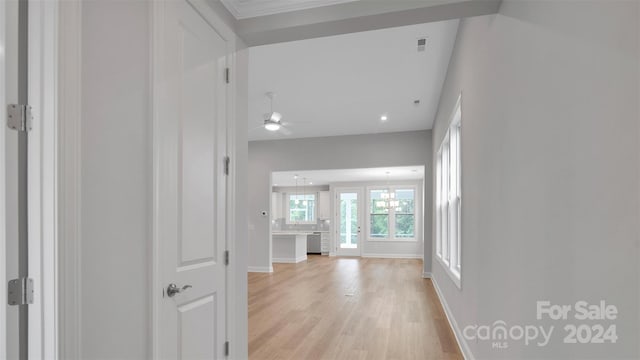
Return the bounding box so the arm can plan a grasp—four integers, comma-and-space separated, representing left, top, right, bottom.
417, 38, 427, 52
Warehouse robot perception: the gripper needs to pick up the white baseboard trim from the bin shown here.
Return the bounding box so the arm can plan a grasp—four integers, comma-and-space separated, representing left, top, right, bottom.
422, 272, 432, 278
272, 255, 307, 264
431, 277, 474, 360
329, 252, 336, 257
362, 253, 423, 259
247, 266, 273, 273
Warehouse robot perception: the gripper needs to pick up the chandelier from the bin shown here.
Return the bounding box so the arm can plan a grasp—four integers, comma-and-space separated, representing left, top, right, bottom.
376, 172, 401, 212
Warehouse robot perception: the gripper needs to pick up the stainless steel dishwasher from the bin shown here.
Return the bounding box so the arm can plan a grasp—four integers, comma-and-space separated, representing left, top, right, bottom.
307, 232, 321, 254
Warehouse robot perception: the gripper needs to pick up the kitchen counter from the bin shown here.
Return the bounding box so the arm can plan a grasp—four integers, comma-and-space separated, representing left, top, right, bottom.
272, 233, 308, 263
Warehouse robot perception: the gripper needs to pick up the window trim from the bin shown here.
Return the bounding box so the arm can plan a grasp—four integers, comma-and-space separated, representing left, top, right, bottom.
436, 94, 462, 289
285, 192, 317, 224
366, 184, 419, 242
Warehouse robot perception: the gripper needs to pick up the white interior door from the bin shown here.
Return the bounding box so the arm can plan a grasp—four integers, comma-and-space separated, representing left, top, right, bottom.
155, 1, 228, 358
335, 188, 363, 256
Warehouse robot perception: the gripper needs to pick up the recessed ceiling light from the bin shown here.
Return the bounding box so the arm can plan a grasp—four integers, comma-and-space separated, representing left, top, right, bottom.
309, 182, 313, 185
294, 175, 298, 179
380, 115, 388, 121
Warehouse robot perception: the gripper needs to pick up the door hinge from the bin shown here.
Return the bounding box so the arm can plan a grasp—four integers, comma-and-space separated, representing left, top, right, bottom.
224, 250, 229, 266
7, 278, 34, 306
224, 341, 230, 356
224, 156, 230, 176
225, 68, 230, 84
6, 104, 32, 132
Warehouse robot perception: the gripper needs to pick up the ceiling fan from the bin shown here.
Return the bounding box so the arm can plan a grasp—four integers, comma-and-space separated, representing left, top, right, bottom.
250, 92, 308, 135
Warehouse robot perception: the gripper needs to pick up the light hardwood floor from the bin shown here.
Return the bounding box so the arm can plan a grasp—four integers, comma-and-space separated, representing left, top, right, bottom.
248, 255, 463, 360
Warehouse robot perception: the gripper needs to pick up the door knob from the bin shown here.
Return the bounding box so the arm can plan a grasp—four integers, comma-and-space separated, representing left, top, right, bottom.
166, 283, 192, 297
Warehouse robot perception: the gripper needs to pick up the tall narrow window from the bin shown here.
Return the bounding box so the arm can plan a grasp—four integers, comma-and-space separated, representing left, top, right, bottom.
436, 95, 462, 287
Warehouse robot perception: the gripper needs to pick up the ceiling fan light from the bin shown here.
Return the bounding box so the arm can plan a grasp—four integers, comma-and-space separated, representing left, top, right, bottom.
265, 122, 281, 131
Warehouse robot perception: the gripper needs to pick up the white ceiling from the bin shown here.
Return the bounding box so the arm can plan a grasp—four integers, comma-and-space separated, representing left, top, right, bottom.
221, 0, 358, 19
248, 20, 459, 141
272, 166, 425, 187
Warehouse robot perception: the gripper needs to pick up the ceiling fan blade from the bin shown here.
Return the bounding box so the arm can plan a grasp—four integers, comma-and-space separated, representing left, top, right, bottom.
249, 124, 265, 131
280, 126, 292, 135
281, 121, 311, 127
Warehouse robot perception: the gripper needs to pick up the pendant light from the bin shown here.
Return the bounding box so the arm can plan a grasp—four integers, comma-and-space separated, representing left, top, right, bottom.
302, 177, 307, 206
294, 174, 299, 204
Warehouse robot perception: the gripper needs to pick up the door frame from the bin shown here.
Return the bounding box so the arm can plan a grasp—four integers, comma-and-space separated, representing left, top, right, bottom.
1, 0, 59, 358
150, 0, 239, 358
28, 0, 59, 358
333, 187, 364, 256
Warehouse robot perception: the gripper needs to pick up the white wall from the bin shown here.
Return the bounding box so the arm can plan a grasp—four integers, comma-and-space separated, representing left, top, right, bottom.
80, 2, 150, 357
78, 2, 249, 358
248, 130, 433, 272
431, 1, 639, 359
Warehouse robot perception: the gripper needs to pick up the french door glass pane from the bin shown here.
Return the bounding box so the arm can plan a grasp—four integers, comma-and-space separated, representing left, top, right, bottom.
339, 192, 358, 248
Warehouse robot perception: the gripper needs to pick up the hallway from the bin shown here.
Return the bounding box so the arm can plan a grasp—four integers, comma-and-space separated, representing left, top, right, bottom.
248, 256, 462, 359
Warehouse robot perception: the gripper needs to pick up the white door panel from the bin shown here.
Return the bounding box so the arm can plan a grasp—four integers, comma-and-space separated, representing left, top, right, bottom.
156, 1, 227, 358
335, 188, 363, 256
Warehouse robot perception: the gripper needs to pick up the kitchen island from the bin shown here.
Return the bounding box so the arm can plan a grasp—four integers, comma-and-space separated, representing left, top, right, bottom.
272, 232, 313, 263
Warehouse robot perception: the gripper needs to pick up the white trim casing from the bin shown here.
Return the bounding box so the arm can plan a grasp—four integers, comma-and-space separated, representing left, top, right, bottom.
57, 1, 82, 359
28, 0, 59, 357
431, 277, 473, 360
422, 272, 432, 278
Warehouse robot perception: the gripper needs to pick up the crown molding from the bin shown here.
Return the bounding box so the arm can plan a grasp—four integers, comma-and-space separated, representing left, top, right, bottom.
220, 0, 357, 20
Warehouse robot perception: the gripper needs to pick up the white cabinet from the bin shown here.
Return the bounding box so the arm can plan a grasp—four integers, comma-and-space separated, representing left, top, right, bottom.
318, 191, 331, 219
320, 232, 330, 254
271, 192, 283, 220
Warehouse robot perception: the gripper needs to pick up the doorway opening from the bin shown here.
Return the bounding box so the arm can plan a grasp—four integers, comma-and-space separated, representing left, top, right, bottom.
269, 165, 425, 268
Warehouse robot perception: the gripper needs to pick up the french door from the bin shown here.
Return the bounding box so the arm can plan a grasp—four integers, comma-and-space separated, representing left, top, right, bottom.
335, 188, 363, 256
